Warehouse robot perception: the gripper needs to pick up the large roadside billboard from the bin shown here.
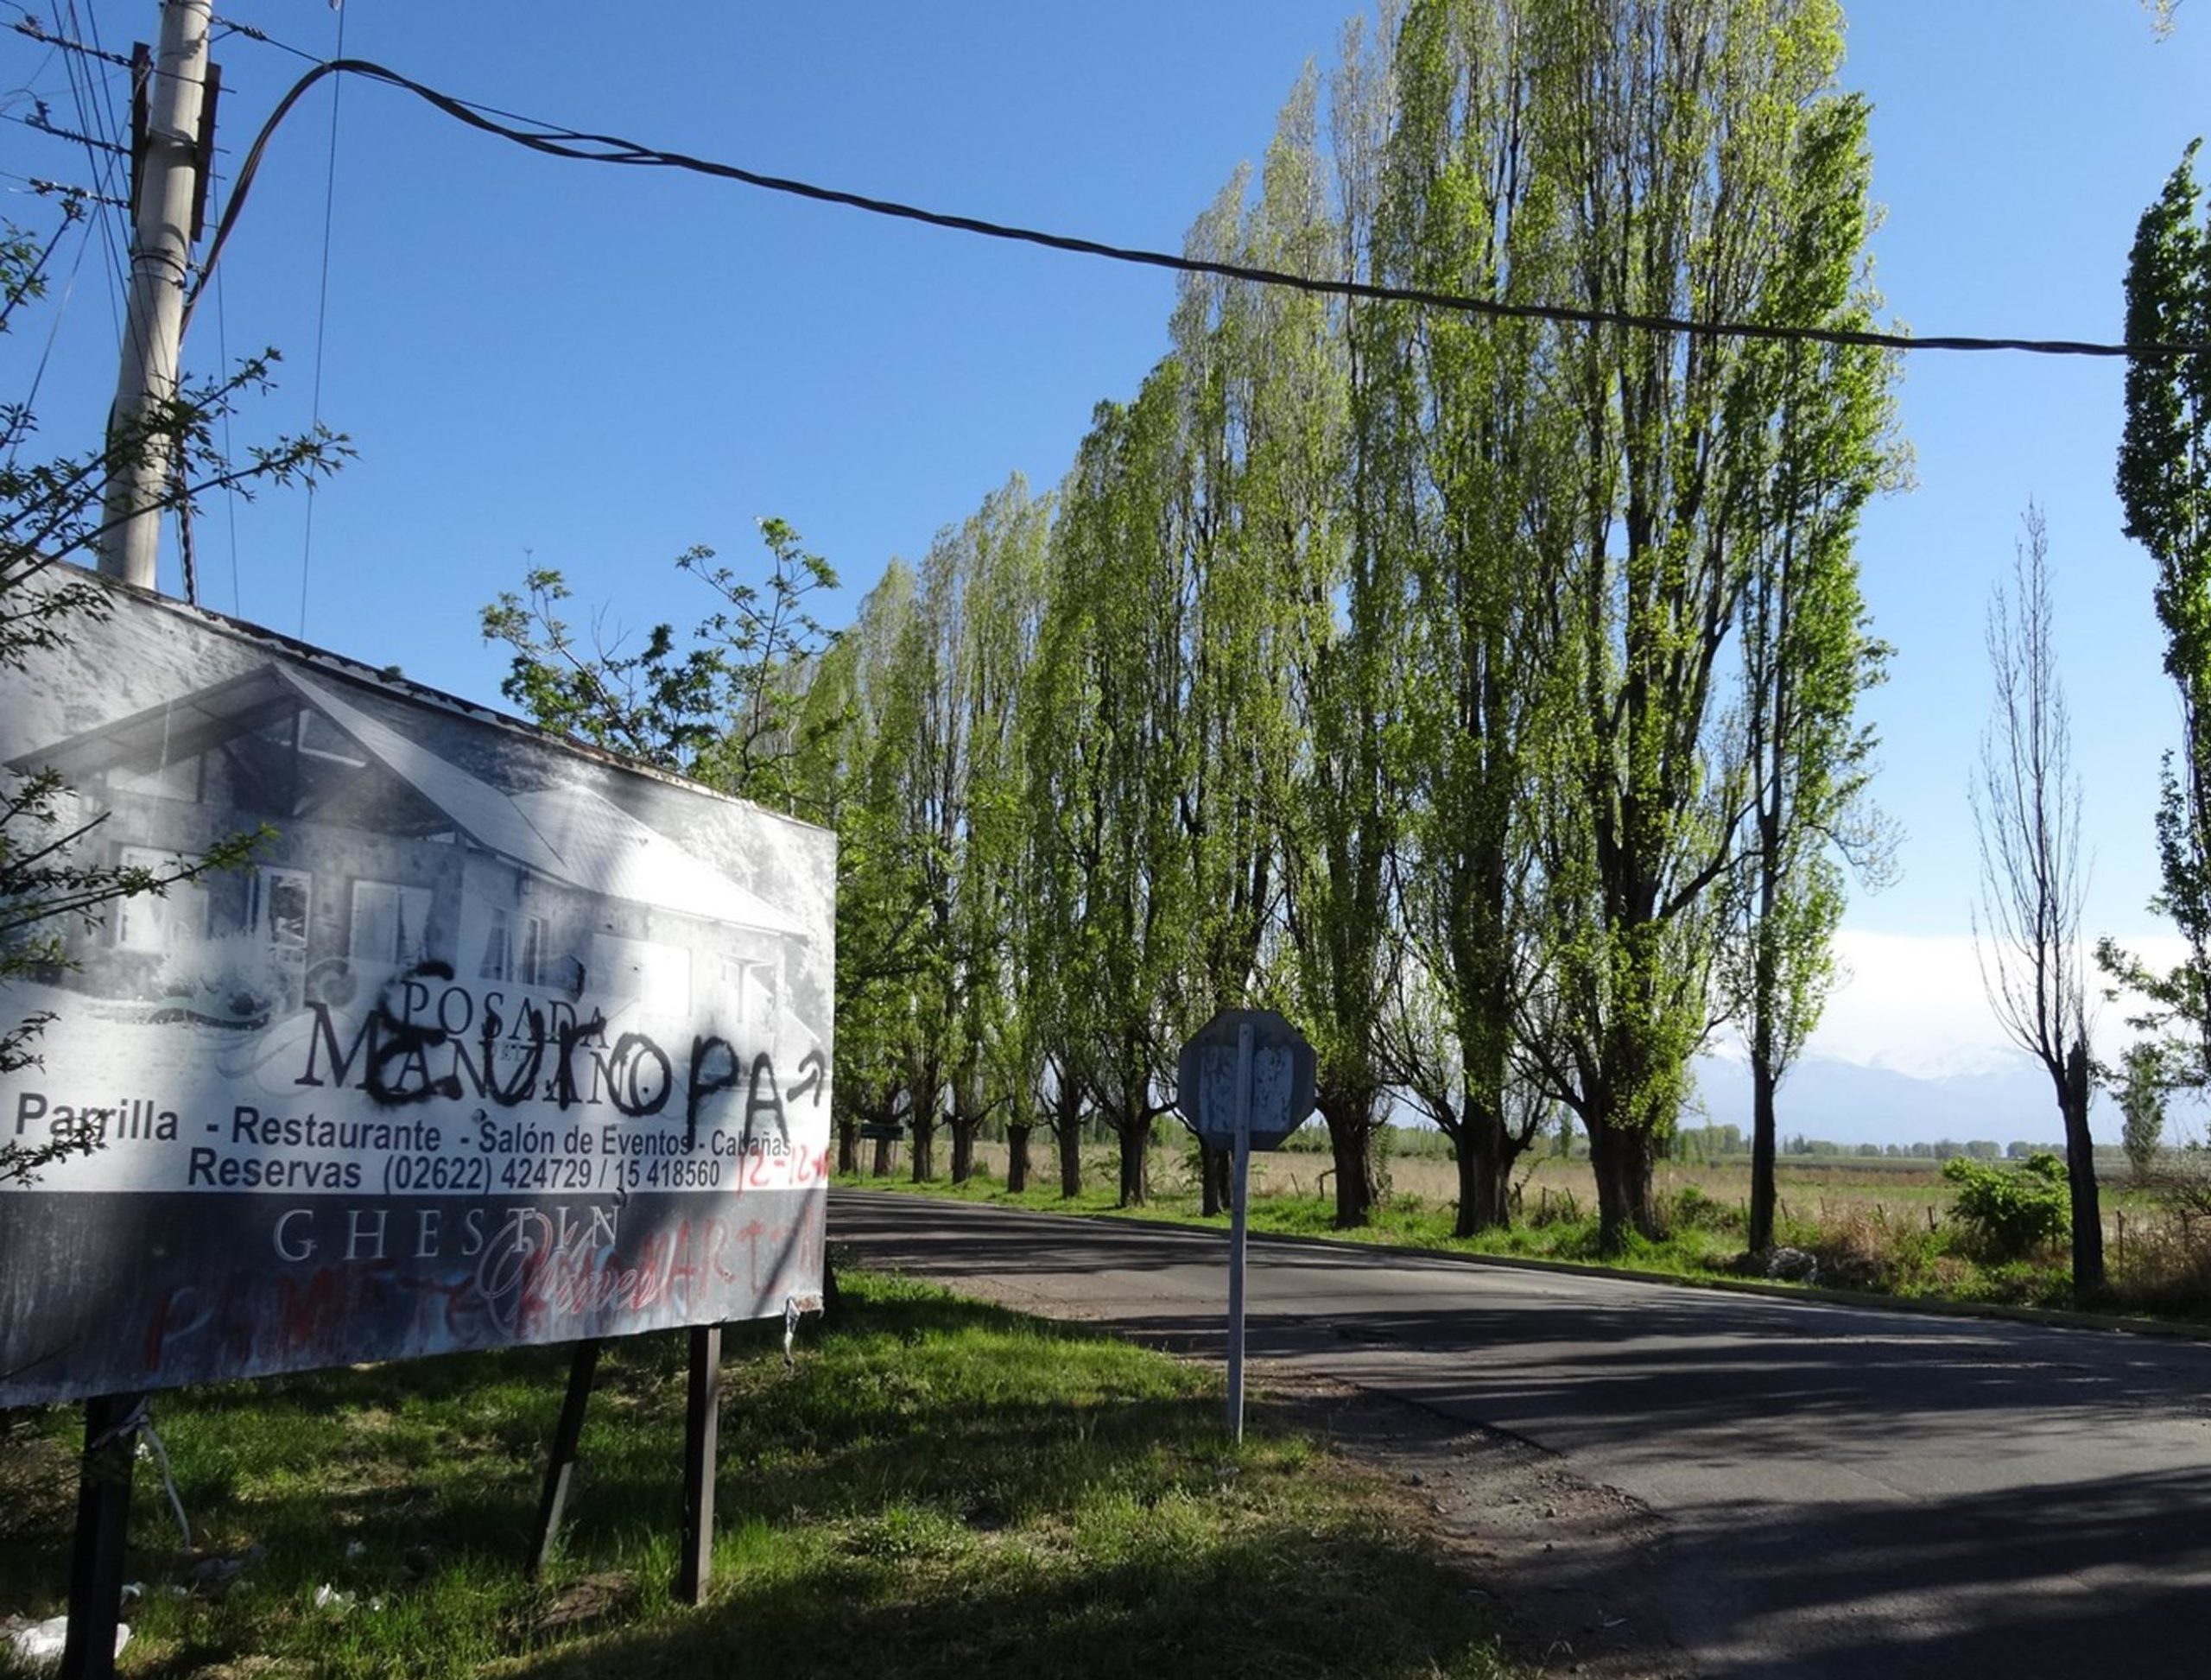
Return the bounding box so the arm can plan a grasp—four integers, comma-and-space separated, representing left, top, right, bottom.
0, 575, 834, 1405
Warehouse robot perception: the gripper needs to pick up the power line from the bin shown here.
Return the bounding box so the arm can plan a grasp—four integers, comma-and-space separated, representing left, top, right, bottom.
0, 168, 130, 209
7, 105, 127, 154
186, 55, 2210, 363
45, 0, 125, 329
207, 13, 317, 66
9, 11, 130, 68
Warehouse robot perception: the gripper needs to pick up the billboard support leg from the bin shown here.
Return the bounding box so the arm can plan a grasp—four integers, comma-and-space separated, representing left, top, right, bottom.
61, 1391, 143, 1680
527, 1340, 602, 1580
677, 1325, 720, 1605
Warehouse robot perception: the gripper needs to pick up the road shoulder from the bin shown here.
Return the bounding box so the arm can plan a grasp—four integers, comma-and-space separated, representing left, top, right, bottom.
936, 1266, 1693, 1679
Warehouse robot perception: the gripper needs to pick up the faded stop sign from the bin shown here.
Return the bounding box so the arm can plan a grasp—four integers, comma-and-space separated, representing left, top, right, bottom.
1175, 1007, 1317, 1151
1175, 1007, 1317, 1443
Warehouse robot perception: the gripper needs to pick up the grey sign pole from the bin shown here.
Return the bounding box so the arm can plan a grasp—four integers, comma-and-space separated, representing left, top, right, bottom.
1175, 1006, 1315, 1448
1226, 1019, 1253, 1442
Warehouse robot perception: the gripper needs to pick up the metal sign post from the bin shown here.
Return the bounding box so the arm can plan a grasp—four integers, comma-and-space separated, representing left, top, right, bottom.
1176, 1008, 1315, 1444
1226, 1021, 1254, 1441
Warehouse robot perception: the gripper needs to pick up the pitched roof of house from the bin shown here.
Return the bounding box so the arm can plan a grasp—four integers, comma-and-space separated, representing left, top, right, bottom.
12, 661, 808, 939
286, 671, 809, 939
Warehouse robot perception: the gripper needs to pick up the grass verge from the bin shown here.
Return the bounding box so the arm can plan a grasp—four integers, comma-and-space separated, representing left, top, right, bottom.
840, 1149, 2211, 1324
0, 1270, 1512, 1679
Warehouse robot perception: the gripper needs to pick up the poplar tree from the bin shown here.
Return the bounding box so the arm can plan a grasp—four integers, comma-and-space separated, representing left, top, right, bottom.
1721, 92, 1898, 1254
820, 564, 930, 1173
1972, 504, 2100, 1294
2111, 143, 2211, 1083
1029, 377, 1197, 1206
1175, 85, 1343, 1214
941, 479, 1049, 1182
855, 480, 1052, 1182
1276, 27, 1404, 1229
1373, 0, 1572, 1234
1518, 0, 1879, 1249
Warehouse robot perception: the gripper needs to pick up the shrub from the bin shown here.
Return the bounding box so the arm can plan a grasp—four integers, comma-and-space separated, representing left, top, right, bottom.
1796, 1204, 1945, 1293
2109, 1208, 2211, 1317
1663, 1182, 1743, 1237
1942, 1151, 2069, 1259
1527, 1186, 1583, 1228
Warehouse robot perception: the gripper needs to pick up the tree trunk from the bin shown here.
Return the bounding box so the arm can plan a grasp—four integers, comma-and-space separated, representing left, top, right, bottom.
1321, 1092, 1378, 1229
1748, 1053, 1778, 1252
1199, 1141, 1231, 1216
948, 1118, 977, 1184
1453, 1113, 1511, 1238
1116, 1118, 1148, 1208
836, 1116, 858, 1177
2062, 1042, 2105, 1295
1007, 1125, 1033, 1193
1586, 1118, 1657, 1252
1451, 1127, 1486, 1239
910, 1114, 936, 1182
870, 1133, 894, 1177
1057, 1113, 1081, 1198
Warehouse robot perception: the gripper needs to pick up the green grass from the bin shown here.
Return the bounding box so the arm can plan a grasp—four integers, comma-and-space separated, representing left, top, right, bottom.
0, 1271, 1512, 1679
844, 1146, 2211, 1322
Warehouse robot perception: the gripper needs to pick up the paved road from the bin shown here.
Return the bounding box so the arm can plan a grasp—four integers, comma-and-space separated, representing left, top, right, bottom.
832, 1189, 2211, 1679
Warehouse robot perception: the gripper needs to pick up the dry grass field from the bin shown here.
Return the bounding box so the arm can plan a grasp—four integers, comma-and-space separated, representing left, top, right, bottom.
961, 1137, 2152, 1233
872, 1131, 2208, 1318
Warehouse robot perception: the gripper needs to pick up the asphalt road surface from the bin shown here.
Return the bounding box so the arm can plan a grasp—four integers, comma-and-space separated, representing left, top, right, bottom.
832, 1189, 2211, 1680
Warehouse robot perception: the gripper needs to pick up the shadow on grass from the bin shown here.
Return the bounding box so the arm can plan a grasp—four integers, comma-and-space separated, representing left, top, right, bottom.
3, 1277, 1506, 1679
505, 1518, 1506, 1680
836, 1187, 2211, 1679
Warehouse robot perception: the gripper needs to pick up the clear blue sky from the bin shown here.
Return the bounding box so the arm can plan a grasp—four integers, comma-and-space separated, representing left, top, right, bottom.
5, 1, 2208, 1075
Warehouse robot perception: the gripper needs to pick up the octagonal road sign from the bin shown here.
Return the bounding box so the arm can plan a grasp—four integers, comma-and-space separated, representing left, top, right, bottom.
1175, 1007, 1318, 1151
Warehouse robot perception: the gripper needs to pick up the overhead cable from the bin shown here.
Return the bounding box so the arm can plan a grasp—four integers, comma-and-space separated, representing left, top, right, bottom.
187, 55, 2207, 361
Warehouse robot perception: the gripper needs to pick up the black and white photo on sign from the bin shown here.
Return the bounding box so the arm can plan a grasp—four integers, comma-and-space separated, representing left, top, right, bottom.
0, 578, 835, 1405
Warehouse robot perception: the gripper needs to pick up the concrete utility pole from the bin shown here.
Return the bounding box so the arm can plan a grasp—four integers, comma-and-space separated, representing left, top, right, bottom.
94, 0, 212, 592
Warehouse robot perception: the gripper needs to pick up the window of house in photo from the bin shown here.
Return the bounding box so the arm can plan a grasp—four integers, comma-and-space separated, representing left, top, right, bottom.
723, 954, 776, 1029
114, 846, 207, 952
350, 880, 432, 966
248, 867, 311, 950
478, 906, 511, 981
478, 907, 547, 984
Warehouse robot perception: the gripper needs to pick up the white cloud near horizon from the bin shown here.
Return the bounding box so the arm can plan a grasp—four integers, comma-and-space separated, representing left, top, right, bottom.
1793, 928, 2191, 1081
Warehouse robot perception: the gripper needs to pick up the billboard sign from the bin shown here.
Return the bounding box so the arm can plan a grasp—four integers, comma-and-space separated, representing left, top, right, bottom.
0, 575, 835, 1405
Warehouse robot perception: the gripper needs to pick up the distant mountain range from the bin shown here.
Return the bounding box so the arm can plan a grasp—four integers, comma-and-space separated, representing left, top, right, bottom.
1688, 1050, 2111, 1150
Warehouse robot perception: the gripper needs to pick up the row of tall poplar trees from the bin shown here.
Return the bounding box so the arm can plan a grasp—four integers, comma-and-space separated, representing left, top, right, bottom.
796, 0, 1899, 1252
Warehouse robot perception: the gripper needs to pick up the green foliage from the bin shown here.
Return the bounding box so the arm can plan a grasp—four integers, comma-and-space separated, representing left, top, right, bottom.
2113, 142, 2211, 1087
480, 518, 839, 813
2120, 1040, 2172, 1176
813, 0, 1896, 1249
1720, 86, 1903, 1249
1664, 1183, 1745, 1238
1942, 1152, 2071, 1259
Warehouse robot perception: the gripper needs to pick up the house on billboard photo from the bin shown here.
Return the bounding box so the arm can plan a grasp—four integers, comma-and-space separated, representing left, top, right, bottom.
0, 585, 835, 1409
10, 657, 813, 1056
